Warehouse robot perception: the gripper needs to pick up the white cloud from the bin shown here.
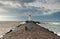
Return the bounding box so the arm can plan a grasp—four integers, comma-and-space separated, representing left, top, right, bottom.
0, 1, 21, 8
23, 0, 60, 15
0, 16, 20, 21
42, 10, 58, 15
0, 8, 8, 13
0, 0, 60, 9
0, 8, 6, 12
0, 15, 16, 17
24, 1, 60, 9
0, 0, 60, 17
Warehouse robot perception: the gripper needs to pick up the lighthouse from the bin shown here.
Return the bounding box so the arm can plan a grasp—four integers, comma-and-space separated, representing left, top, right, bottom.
28, 14, 31, 21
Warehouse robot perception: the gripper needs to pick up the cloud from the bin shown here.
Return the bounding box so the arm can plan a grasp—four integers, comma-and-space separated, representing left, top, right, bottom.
24, 0, 60, 9
0, 0, 60, 17
0, 8, 6, 12
0, 8, 9, 14
1, 0, 35, 3
0, 1, 21, 8
46, 0, 60, 4
0, 0, 60, 9
0, 17, 20, 21
0, 0, 35, 7
0, 6, 59, 17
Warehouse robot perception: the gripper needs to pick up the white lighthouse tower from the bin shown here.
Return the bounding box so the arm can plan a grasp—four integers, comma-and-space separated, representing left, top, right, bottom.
28, 14, 31, 21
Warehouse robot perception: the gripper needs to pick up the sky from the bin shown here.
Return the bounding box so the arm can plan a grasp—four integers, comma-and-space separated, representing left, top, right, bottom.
0, 0, 60, 21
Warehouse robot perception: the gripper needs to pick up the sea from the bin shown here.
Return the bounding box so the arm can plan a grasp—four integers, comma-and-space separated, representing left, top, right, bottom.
0, 21, 60, 38
39, 21, 60, 36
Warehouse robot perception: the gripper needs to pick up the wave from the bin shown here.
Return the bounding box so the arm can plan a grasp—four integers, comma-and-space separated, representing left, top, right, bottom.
48, 22, 60, 25
57, 32, 60, 36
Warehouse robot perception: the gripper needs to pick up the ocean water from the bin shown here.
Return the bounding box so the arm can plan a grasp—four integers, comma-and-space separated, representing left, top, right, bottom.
40, 22, 60, 36
0, 21, 60, 38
